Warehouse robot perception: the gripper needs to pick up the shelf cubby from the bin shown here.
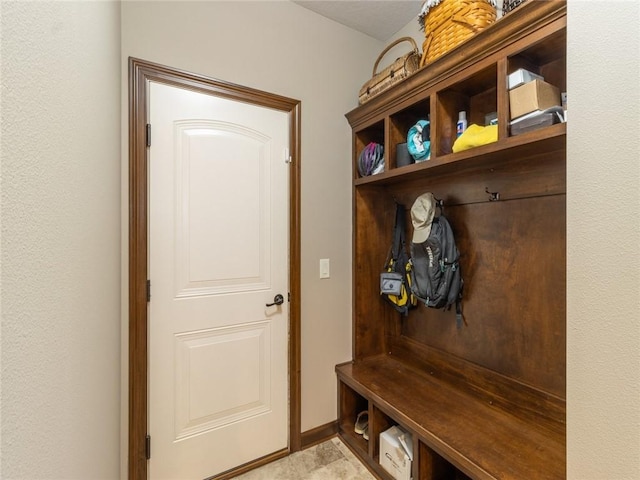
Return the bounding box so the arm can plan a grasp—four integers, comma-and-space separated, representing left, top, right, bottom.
419, 442, 472, 480
389, 98, 431, 168
370, 405, 395, 466
354, 120, 385, 178
435, 64, 498, 156
507, 26, 567, 136
338, 379, 369, 457
507, 27, 566, 94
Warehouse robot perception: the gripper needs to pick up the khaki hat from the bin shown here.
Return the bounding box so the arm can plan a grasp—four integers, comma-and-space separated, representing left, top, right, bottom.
411, 192, 436, 243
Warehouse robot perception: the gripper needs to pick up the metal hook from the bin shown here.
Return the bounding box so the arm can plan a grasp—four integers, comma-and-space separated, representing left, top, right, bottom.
485, 187, 500, 201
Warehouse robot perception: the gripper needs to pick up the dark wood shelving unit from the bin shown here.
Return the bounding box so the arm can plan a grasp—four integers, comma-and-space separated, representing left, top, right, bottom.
338, 2, 567, 479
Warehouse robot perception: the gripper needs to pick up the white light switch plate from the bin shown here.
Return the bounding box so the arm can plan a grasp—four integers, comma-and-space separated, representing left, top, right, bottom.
319, 258, 330, 279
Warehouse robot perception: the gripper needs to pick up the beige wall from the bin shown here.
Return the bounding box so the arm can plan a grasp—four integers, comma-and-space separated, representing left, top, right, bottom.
1, 1, 639, 479
120, 0, 382, 437
0, 1, 122, 479
566, 1, 640, 477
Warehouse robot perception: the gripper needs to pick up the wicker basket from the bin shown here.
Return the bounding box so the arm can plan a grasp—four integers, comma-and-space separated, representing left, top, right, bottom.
419, 0, 496, 67
359, 37, 421, 105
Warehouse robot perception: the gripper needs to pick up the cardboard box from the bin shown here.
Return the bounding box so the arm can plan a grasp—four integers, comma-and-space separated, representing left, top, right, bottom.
509, 79, 561, 120
380, 426, 413, 480
508, 68, 543, 90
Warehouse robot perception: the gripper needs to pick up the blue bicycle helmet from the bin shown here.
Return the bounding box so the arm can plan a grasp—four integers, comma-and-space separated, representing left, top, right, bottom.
357, 142, 384, 177
407, 120, 431, 162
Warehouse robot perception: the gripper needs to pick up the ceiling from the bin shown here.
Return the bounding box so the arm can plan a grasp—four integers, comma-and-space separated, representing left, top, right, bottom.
292, 1, 424, 41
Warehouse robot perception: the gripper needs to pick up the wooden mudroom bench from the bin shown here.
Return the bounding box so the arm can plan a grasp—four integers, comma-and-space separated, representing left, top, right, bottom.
337, 353, 565, 480
338, 1, 567, 479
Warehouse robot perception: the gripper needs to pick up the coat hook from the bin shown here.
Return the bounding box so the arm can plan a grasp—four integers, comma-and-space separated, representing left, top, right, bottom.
485, 187, 500, 201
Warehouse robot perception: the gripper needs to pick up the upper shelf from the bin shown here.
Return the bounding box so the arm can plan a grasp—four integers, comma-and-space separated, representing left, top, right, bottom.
346, 1, 567, 130
348, 0, 567, 187
354, 123, 565, 187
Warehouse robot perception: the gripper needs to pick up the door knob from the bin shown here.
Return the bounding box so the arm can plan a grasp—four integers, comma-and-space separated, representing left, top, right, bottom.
266, 294, 284, 307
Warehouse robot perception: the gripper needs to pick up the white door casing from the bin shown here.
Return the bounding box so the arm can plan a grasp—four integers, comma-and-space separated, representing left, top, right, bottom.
148, 81, 290, 479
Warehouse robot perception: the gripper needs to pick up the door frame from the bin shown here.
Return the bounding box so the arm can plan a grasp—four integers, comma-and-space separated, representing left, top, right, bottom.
128, 57, 302, 480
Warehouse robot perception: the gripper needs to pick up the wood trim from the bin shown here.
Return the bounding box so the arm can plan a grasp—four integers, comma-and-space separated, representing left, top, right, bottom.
128, 57, 302, 479
288, 98, 303, 454
128, 57, 149, 480
207, 449, 290, 480
209, 422, 338, 480
300, 421, 339, 450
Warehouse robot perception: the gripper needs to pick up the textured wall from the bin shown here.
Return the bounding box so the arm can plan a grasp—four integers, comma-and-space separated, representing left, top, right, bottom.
2, 2, 637, 478
120, 1, 382, 437
566, 1, 640, 478
1, 2, 121, 479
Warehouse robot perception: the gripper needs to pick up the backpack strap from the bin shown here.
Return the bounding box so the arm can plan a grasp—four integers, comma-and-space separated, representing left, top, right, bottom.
391, 203, 406, 260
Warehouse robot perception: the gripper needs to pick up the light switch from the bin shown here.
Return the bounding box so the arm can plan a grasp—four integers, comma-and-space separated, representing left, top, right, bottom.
319, 258, 330, 279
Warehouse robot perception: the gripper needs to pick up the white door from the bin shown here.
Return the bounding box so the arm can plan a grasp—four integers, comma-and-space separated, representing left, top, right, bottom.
148, 81, 290, 479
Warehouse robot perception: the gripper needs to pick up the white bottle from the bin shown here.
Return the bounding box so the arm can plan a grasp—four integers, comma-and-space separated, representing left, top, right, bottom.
456, 111, 467, 137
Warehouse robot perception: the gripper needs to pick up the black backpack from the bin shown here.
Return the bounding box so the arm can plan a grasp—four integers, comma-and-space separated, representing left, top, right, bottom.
410, 198, 464, 326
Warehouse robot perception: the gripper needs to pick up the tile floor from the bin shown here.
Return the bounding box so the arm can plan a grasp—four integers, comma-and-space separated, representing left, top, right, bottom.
231, 437, 376, 480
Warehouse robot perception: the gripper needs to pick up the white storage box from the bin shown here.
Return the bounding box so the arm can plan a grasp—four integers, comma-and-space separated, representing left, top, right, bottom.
380, 426, 413, 480
508, 68, 543, 90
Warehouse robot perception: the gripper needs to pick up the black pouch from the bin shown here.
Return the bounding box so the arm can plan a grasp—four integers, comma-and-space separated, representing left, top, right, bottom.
380, 271, 403, 296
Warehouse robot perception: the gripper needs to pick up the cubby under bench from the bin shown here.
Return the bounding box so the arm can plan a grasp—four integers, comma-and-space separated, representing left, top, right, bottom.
337, 354, 565, 480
